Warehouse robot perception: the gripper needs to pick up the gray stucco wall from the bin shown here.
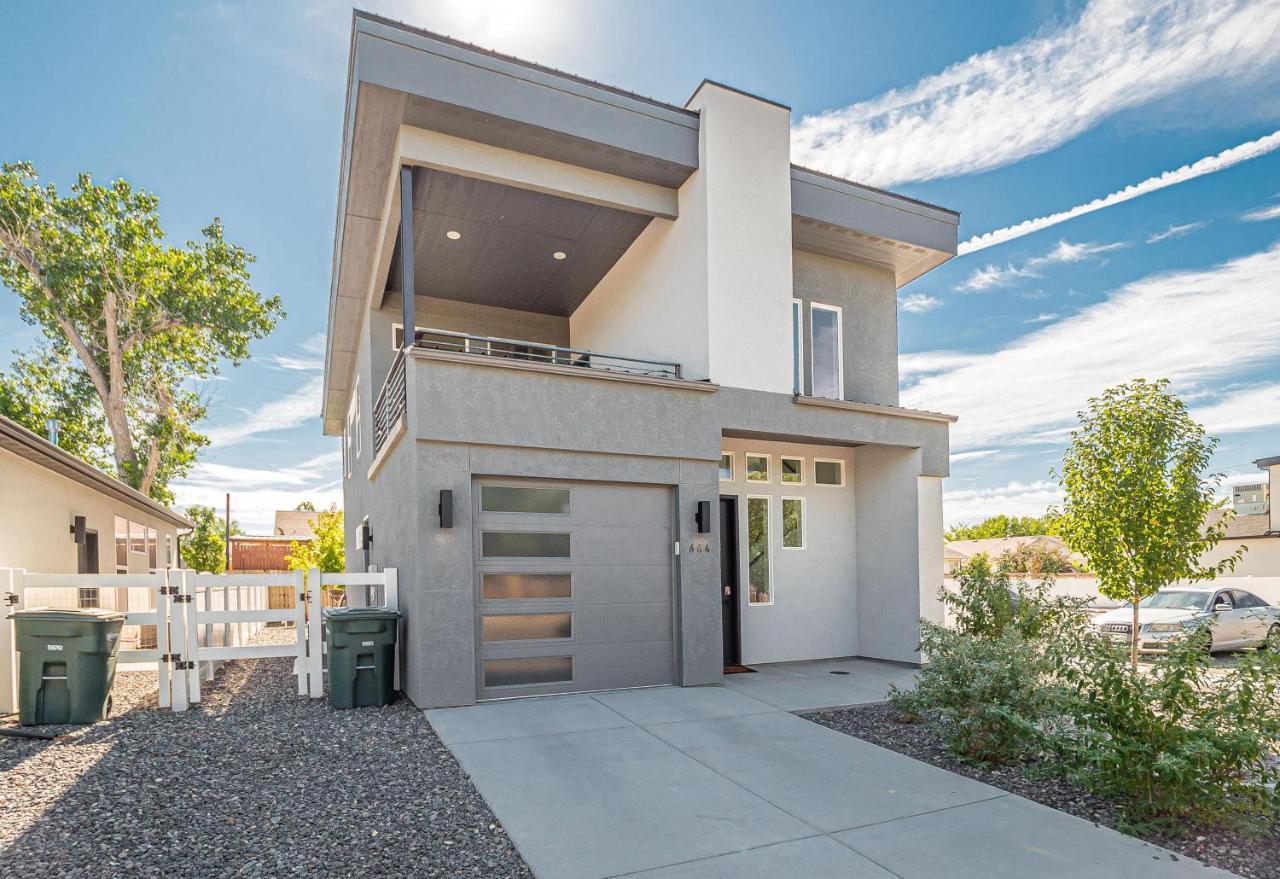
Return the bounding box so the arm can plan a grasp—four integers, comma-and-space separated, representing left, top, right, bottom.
792, 250, 899, 406
348, 352, 944, 707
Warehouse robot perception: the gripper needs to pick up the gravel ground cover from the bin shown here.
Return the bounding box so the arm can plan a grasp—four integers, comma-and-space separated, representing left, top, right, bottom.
0, 627, 532, 879
809, 700, 1280, 879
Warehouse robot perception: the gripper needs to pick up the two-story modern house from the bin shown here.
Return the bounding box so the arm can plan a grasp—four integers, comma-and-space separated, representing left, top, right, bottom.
324, 12, 959, 709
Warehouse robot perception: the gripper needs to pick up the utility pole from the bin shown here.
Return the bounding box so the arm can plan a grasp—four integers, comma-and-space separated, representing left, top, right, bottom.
225, 492, 232, 573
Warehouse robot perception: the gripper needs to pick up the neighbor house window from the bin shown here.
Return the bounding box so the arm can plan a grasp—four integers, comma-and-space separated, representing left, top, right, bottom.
146, 527, 158, 569
165, 535, 174, 568
791, 299, 803, 394
719, 453, 734, 482
746, 453, 770, 482
814, 459, 844, 486
129, 520, 146, 555
782, 498, 805, 549
747, 496, 772, 605
810, 304, 843, 399
114, 516, 128, 572
780, 456, 804, 485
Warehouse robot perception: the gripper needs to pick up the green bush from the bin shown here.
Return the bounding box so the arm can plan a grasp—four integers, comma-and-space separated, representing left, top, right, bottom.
1053, 623, 1280, 835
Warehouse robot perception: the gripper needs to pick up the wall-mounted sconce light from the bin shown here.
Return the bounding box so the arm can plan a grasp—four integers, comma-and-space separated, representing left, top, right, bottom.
439, 489, 454, 528
695, 500, 711, 534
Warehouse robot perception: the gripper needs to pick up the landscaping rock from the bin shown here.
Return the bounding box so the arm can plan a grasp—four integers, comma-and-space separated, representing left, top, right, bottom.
0, 627, 532, 878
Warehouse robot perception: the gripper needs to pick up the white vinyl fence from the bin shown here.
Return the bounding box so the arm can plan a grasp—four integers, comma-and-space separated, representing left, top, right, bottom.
0, 567, 398, 715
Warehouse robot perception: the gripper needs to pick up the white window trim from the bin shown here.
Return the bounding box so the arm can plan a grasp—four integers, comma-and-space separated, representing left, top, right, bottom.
719, 451, 735, 482
810, 303, 844, 400
779, 455, 805, 486
745, 452, 771, 483
781, 496, 806, 550
345, 379, 359, 478
814, 457, 846, 487
791, 298, 803, 395
746, 494, 774, 606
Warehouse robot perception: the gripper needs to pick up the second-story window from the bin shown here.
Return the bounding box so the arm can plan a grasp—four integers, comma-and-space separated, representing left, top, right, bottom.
791, 299, 803, 395
810, 304, 843, 400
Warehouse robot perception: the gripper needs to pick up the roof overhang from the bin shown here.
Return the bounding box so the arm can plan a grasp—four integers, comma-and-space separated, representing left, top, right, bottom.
324, 11, 701, 434
0, 415, 193, 530
790, 166, 959, 287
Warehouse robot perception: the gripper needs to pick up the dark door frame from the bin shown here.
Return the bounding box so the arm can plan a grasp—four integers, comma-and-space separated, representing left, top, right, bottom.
719, 495, 741, 667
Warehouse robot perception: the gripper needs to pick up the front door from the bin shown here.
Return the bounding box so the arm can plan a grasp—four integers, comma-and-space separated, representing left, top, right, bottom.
720, 496, 740, 667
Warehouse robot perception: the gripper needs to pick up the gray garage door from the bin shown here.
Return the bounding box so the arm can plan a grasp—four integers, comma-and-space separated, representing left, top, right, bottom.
473, 479, 675, 700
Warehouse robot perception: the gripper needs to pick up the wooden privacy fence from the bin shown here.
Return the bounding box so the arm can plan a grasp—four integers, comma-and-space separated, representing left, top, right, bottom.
0, 567, 398, 714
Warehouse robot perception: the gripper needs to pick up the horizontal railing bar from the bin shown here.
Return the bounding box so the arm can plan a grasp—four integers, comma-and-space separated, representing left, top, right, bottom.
198, 644, 298, 661
124, 612, 162, 625
23, 573, 165, 588
118, 649, 162, 663
191, 573, 300, 587
318, 573, 392, 586
413, 327, 681, 369
194, 609, 296, 624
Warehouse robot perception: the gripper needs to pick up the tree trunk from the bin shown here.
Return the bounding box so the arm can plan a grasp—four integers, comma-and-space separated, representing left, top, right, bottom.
1131, 590, 1140, 670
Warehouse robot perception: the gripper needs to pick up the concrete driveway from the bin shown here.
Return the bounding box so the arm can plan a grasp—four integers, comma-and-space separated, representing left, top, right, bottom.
427, 660, 1238, 879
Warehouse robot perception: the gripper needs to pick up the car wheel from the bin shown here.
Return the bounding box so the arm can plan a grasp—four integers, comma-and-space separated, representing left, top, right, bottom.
1266, 624, 1280, 653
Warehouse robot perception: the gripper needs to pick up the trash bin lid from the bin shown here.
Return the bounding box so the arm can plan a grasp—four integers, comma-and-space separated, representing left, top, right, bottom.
8, 607, 127, 623
323, 606, 400, 620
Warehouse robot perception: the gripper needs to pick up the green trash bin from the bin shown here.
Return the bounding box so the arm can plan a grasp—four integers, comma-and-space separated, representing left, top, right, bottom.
10, 608, 126, 726
324, 606, 400, 709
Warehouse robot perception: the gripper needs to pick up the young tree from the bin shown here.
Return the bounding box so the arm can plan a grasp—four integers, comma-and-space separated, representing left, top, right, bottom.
1057, 379, 1243, 667
182, 504, 240, 573
286, 507, 344, 574
0, 163, 283, 502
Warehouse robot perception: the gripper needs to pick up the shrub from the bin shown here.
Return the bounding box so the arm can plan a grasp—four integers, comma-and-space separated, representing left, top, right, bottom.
1052, 624, 1280, 835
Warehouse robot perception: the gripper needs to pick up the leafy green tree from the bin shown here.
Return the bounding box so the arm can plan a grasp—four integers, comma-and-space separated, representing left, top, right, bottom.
1057, 379, 1243, 667
181, 504, 241, 573
995, 542, 1074, 575
0, 162, 283, 502
294, 500, 316, 512
0, 345, 111, 469
946, 511, 1062, 541
286, 507, 344, 574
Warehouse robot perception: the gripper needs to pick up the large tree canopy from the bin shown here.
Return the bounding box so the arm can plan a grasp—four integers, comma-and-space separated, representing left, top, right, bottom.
0, 162, 283, 502
946, 511, 1062, 542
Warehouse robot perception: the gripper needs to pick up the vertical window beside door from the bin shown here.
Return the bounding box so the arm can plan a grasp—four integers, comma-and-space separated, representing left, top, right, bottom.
747, 496, 772, 605
811, 304, 843, 400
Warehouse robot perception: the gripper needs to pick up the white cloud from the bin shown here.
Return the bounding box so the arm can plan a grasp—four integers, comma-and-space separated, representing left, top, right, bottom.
790, 0, 1280, 186
1025, 313, 1059, 324
263, 333, 326, 372
204, 375, 324, 448
1192, 383, 1280, 433
945, 480, 1063, 528
170, 450, 341, 534
959, 129, 1280, 255
950, 449, 1000, 463
1146, 221, 1207, 244
958, 239, 1124, 292
1242, 202, 1280, 222
900, 293, 941, 314
903, 241, 1280, 452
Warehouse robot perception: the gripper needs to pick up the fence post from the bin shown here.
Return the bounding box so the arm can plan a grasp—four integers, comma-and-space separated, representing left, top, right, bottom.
384, 568, 399, 693
169, 570, 190, 712
0, 569, 22, 715
306, 569, 324, 698
185, 572, 202, 704
292, 569, 308, 695
156, 572, 171, 709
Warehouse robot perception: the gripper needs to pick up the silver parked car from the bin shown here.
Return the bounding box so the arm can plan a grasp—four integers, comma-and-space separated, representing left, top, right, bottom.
1092, 586, 1280, 654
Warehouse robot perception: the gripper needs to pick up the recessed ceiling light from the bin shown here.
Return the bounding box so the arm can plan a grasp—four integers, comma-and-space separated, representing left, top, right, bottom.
552, 251, 567, 260
446, 230, 461, 240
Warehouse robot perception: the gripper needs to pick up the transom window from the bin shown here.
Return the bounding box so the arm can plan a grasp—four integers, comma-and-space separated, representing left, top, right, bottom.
719, 452, 734, 482
746, 454, 770, 482
780, 456, 804, 484
815, 459, 845, 486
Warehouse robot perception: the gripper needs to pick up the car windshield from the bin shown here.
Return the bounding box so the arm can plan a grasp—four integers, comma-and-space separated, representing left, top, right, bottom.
1139, 591, 1210, 611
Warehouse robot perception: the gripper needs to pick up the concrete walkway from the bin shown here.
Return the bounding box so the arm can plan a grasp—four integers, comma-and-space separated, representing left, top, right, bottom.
427, 660, 1238, 879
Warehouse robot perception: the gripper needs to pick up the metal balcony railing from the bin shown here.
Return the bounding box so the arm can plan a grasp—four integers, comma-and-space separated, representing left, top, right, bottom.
372, 348, 407, 455
409, 327, 683, 381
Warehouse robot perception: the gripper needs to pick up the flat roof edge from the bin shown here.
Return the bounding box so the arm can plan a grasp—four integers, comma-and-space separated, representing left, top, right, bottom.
791, 164, 960, 221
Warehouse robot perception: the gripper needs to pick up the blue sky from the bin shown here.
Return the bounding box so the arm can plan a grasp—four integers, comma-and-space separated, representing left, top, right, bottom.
3, 0, 1280, 531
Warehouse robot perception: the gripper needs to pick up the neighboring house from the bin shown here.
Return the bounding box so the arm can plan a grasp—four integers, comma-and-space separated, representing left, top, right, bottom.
1201, 455, 1280, 577
943, 535, 1082, 576
324, 13, 959, 708
274, 509, 319, 538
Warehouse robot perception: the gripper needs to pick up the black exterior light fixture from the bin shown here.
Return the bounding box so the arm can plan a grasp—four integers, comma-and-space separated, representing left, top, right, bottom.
695, 500, 711, 534
439, 489, 454, 529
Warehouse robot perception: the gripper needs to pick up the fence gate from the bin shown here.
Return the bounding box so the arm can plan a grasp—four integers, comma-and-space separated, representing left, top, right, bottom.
0, 567, 398, 714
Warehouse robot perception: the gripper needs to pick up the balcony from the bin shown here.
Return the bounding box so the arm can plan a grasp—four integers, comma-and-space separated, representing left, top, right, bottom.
372, 328, 685, 455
